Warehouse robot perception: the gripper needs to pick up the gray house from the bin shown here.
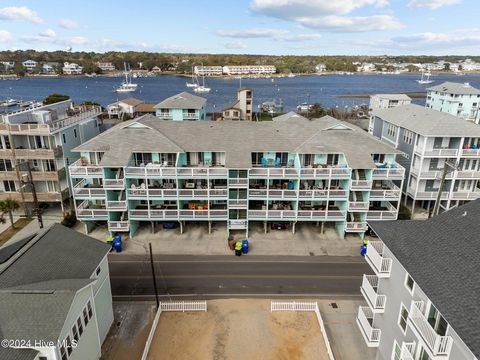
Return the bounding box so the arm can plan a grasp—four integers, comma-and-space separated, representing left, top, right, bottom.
370, 104, 480, 215
0, 224, 113, 360
358, 200, 480, 360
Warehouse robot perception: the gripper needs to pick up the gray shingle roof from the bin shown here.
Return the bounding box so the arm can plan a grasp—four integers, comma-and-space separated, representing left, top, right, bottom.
368, 200, 480, 358
154, 91, 206, 110
371, 94, 411, 100
427, 81, 480, 95
73, 114, 399, 169
372, 103, 480, 137
0, 347, 38, 360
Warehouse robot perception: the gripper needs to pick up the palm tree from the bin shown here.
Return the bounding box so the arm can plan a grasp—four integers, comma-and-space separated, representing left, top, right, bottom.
0, 199, 20, 228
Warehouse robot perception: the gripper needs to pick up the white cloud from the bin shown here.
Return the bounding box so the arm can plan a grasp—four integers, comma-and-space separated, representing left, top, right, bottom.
216, 28, 321, 41
59, 19, 79, 29
69, 36, 89, 46
0, 6, 42, 24
39, 29, 56, 38
392, 32, 480, 46
408, 0, 461, 10
222, 41, 248, 49
249, 0, 401, 32
0, 30, 12, 42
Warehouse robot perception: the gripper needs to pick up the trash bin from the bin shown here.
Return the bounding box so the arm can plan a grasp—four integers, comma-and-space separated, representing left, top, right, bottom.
360, 244, 367, 257
113, 239, 122, 253
235, 241, 242, 256
235, 249, 242, 256
242, 239, 249, 254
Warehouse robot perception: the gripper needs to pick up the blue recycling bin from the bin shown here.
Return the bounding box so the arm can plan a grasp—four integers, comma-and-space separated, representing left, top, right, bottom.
113, 237, 122, 253
360, 244, 367, 257
242, 239, 249, 254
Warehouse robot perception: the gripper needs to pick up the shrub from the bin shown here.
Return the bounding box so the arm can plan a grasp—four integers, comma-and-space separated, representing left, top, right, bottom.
398, 204, 411, 220
43, 93, 70, 105
61, 212, 77, 228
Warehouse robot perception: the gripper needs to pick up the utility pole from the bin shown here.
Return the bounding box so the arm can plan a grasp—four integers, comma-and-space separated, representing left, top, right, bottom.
432, 160, 459, 217
20, 161, 43, 228
149, 242, 160, 309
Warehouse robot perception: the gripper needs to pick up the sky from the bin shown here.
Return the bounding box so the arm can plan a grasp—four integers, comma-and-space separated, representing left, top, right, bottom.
0, 0, 479, 55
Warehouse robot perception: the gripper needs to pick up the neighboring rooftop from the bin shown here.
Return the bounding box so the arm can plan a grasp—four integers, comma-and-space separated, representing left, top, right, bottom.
372, 103, 480, 137
73, 113, 399, 169
427, 81, 480, 95
118, 97, 144, 106
369, 200, 480, 358
370, 94, 411, 100
136, 103, 156, 113
154, 91, 206, 110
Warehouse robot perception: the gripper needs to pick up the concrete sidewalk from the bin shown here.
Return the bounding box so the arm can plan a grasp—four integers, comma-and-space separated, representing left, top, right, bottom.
76, 222, 363, 257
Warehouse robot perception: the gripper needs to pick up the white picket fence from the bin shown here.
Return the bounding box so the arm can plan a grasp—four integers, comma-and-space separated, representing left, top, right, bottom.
141, 301, 208, 360
160, 301, 207, 312
271, 301, 335, 360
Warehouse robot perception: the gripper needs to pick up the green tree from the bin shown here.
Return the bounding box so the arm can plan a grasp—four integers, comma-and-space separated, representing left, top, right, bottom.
13, 62, 25, 77
43, 93, 70, 105
0, 199, 20, 228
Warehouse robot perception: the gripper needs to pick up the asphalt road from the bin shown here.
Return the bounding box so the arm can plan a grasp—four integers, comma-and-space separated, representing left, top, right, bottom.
109, 255, 371, 301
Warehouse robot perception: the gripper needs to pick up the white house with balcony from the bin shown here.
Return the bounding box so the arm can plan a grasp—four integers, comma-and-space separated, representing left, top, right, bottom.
68, 113, 404, 238
357, 200, 480, 360
370, 104, 480, 216
22, 59, 38, 72
369, 94, 412, 112
426, 82, 480, 123
154, 92, 206, 121
62, 62, 83, 75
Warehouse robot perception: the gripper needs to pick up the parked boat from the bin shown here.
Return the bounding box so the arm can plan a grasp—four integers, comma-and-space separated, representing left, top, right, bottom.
115, 63, 138, 93
296, 102, 313, 112
0, 99, 18, 107
416, 71, 433, 84
186, 66, 199, 88
193, 65, 210, 94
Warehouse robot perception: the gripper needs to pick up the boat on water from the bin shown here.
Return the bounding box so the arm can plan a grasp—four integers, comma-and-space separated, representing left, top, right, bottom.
193, 66, 210, 94
0, 99, 19, 107
261, 99, 284, 114
416, 71, 433, 84
115, 63, 138, 93
297, 102, 314, 112
186, 66, 199, 88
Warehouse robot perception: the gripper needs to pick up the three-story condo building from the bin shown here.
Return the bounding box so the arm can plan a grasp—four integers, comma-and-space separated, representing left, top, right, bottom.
154, 92, 206, 121
0, 100, 101, 211
69, 113, 405, 238
370, 104, 480, 215
358, 200, 480, 360
426, 82, 480, 123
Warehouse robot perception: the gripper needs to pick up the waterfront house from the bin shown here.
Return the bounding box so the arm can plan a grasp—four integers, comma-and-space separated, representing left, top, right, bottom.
154, 92, 206, 121
193, 65, 223, 76
22, 59, 38, 72
358, 200, 480, 360
0, 100, 101, 211
106, 98, 144, 120
369, 94, 411, 112
0, 223, 113, 360
315, 64, 327, 73
68, 113, 404, 238
222, 65, 276, 75
370, 104, 480, 216
222, 88, 253, 121
426, 82, 480, 123
0, 61, 15, 70
151, 66, 161, 73
95, 62, 116, 72
62, 62, 83, 75
42, 62, 60, 75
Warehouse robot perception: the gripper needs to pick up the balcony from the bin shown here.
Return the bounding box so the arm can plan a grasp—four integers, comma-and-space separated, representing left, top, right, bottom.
370, 188, 401, 200
157, 112, 173, 120
297, 209, 346, 220
249, 167, 299, 178
451, 190, 480, 200
345, 222, 367, 232
372, 164, 405, 180
228, 199, 248, 208
106, 200, 127, 211
298, 189, 348, 199
367, 203, 397, 220
76, 203, 108, 220
248, 189, 297, 199
356, 306, 381, 347
414, 170, 453, 179
73, 180, 106, 198
229, 178, 248, 187
248, 209, 296, 220
127, 188, 178, 199
13, 146, 62, 160
0, 191, 63, 202
0, 122, 51, 136
422, 148, 458, 157
125, 166, 176, 178
409, 301, 453, 356
455, 170, 480, 179
70, 160, 103, 177
461, 148, 480, 157
351, 180, 373, 191
399, 342, 416, 360
103, 178, 125, 189
360, 275, 386, 313
49, 107, 101, 132
108, 221, 129, 232
365, 241, 392, 278
0, 170, 59, 181
299, 167, 351, 179
183, 113, 199, 120
348, 201, 369, 212
415, 191, 449, 200
179, 209, 228, 219
229, 219, 248, 229
130, 209, 179, 220
177, 167, 228, 177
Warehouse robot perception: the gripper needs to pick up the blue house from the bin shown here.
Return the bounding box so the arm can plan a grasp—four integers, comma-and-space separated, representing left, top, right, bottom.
154, 91, 207, 121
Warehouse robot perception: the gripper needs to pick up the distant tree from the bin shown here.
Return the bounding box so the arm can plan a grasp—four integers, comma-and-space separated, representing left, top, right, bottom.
13, 62, 25, 77
444, 62, 451, 71
43, 93, 70, 105
0, 199, 20, 228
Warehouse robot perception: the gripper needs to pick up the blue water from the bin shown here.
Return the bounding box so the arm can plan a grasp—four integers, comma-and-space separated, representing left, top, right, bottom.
1, 73, 480, 113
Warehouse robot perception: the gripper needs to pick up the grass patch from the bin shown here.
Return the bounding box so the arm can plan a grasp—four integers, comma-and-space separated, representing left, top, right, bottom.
0, 217, 33, 248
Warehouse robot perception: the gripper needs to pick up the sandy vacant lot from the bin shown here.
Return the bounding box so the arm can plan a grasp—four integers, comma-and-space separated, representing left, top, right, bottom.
147, 299, 329, 360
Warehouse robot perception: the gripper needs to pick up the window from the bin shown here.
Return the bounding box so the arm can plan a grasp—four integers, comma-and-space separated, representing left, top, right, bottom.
3, 180, 16, 192
398, 304, 409, 333
77, 317, 83, 336
0, 159, 13, 171
73, 129, 77, 138
45, 159, 56, 172
392, 340, 401, 360
62, 133, 66, 144
66, 335, 72, 355
403, 130, 414, 145
387, 123, 397, 138
326, 154, 339, 165
60, 345, 67, 360
405, 274, 415, 294
96, 266, 101, 276
72, 324, 79, 342
87, 301, 93, 319
83, 308, 89, 326
419, 347, 432, 360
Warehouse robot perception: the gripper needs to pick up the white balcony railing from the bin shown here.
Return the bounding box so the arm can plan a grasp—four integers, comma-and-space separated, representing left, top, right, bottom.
106, 200, 127, 211
409, 302, 453, 356
299, 167, 351, 178
423, 148, 458, 157
73, 181, 106, 198
249, 167, 299, 177
348, 201, 370, 211
455, 170, 480, 179
247, 210, 296, 219
365, 241, 392, 278
76, 208, 108, 219
345, 222, 367, 232
351, 180, 373, 190
125, 166, 177, 177
70, 159, 103, 177
372, 165, 405, 179
229, 178, 248, 187
366, 210, 397, 220
415, 191, 449, 200
229, 219, 248, 229
108, 221, 129, 232
357, 306, 381, 347
461, 148, 480, 156
228, 199, 248, 207
130, 209, 179, 219
103, 178, 125, 189
360, 275, 386, 313
248, 189, 297, 198
298, 189, 348, 199
297, 209, 346, 220
451, 191, 480, 200
129, 209, 228, 219
370, 189, 401, 199
183, 112, 199, 120
400, 342, 416, 360
177, 167, 228, 177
